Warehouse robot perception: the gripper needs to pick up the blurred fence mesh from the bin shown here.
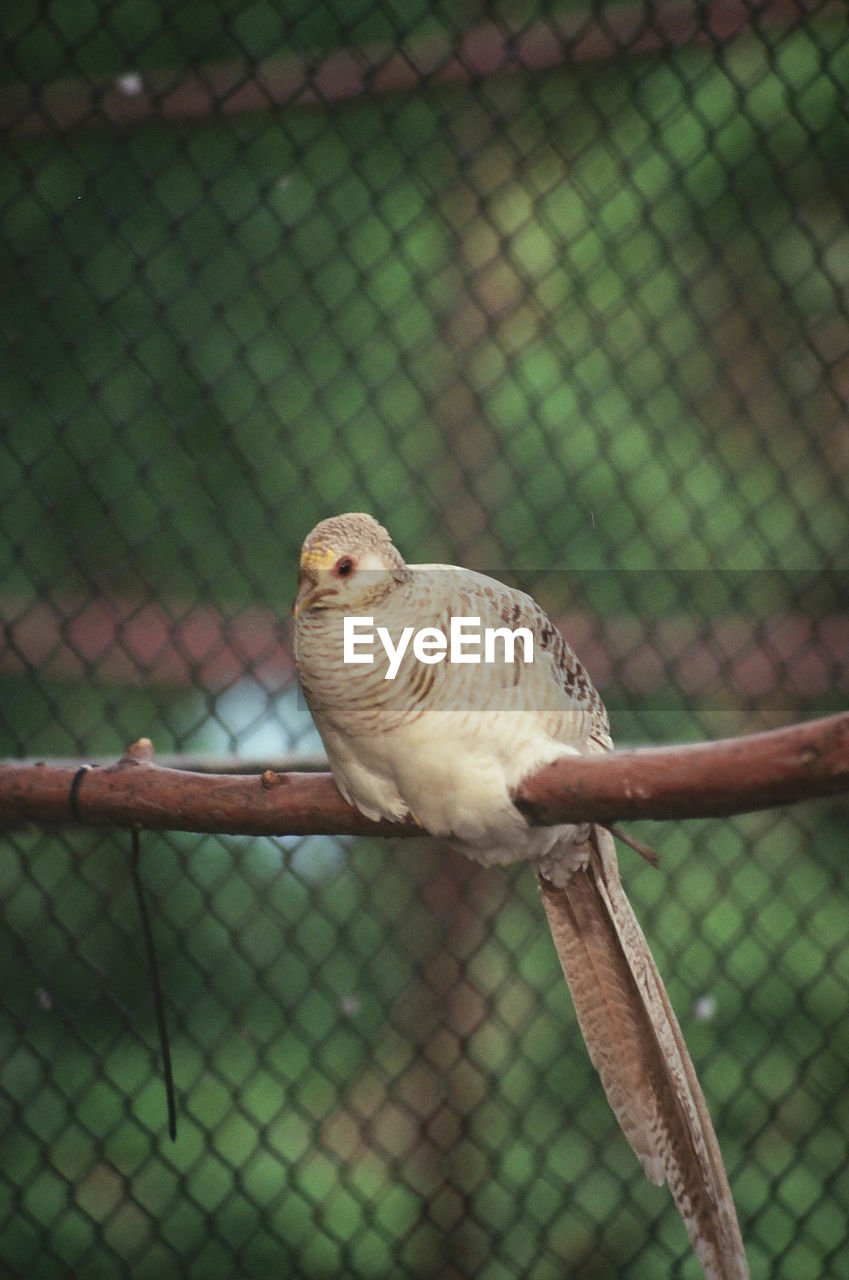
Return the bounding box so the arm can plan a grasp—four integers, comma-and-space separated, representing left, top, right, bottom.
2, 2, 849, 1277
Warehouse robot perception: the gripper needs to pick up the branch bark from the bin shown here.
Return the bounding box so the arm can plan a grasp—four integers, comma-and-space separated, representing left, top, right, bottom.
1, 712, 847, 837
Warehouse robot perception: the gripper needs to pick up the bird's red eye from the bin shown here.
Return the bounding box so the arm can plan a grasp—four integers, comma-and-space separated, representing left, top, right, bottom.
334, 556, 355, 578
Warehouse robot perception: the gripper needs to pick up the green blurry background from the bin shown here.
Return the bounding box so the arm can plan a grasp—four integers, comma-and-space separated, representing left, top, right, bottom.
1, 3, 848, 1277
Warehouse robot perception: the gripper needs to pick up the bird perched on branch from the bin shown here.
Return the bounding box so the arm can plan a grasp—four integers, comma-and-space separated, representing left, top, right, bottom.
293, 512, 748, 1280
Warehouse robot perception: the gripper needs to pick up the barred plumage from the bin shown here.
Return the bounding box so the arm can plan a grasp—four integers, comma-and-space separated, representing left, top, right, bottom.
294, 512, 748, 1280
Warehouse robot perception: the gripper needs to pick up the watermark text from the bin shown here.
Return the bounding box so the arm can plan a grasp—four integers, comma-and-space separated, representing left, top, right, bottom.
344, 616, 534, 679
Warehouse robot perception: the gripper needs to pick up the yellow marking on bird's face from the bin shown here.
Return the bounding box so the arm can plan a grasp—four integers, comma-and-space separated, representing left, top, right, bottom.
299, 543, 342, 573
293, 548, 340, 616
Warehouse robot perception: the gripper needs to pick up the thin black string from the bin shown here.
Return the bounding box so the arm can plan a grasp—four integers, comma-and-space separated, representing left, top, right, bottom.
69, 764, 93, 821
129, 828, 177, 1141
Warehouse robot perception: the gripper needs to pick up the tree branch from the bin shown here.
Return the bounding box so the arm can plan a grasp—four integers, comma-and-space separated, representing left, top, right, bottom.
1, 712, 847, 838
514, 710, 849, 824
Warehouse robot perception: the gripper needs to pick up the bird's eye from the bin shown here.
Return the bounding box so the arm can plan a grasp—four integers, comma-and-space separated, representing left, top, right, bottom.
334, 556, 355, 578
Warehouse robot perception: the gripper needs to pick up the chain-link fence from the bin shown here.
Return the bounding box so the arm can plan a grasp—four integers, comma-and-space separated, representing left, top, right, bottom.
2, 3, 848, 1277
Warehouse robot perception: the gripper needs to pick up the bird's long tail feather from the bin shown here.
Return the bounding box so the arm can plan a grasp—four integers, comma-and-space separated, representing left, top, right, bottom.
539, 826, 748, 1280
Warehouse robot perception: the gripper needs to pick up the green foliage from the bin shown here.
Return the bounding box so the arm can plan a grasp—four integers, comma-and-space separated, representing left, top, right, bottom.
3, 804, 848, 1277
3, 26, 848, 603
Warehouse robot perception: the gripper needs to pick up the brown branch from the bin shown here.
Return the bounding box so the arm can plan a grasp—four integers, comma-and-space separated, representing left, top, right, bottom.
1, 0, 834, 138
1, 713, 847, 837
515, 710, 849, 825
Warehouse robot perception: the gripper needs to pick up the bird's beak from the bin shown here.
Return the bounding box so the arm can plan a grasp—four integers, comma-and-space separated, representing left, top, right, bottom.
292, 567, 331, 617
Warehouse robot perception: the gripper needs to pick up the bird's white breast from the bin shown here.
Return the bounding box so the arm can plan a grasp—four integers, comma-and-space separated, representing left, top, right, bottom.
296, 563, 603, 874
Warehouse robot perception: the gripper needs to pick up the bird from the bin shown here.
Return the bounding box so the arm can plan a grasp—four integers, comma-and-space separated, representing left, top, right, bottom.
293, 511, 748, 1280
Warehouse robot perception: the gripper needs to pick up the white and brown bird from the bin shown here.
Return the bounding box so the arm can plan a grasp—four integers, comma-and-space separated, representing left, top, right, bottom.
293, 512, 748, 1280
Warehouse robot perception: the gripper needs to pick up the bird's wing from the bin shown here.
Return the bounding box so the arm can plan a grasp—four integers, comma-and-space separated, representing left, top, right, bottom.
407, 563, 612, 747
540, 825, 748, 1280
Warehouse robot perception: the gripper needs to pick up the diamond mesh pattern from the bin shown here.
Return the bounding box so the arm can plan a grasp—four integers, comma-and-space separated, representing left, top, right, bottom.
2, 4, 848, 1277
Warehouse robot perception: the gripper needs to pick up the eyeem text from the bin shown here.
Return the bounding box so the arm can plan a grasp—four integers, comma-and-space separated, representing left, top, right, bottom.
343, 616, 534, 680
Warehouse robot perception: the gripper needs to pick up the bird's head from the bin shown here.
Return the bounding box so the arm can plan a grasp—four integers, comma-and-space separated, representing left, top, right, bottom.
293, 513, 408, 617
